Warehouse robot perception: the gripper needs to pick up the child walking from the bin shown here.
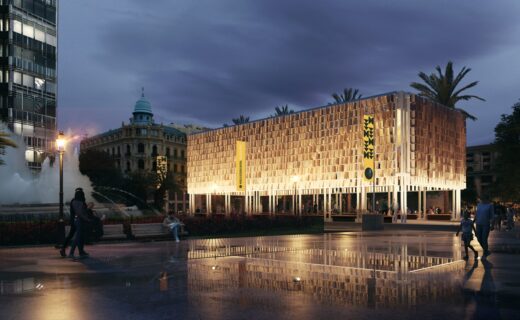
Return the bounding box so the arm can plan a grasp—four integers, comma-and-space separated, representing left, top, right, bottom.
456, 211, 478, 260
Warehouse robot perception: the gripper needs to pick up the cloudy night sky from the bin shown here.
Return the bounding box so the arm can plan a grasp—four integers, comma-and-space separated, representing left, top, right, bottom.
58, 0, 520, 145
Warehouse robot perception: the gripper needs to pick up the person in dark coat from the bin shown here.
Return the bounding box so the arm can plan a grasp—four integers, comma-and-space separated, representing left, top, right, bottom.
60, 188, 85, 257
68, 188, 90, 259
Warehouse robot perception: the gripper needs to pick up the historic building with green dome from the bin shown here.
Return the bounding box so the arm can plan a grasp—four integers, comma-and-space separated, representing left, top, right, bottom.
81, 90, 207, 212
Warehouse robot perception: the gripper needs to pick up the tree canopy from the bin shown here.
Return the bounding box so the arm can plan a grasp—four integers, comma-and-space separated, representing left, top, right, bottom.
331, 88, 362, 104
492, 100, 520, 201
410, 61, 484, 120
79, 149, 123, 187
232, 115, 250, 125
272, 105, 294, 117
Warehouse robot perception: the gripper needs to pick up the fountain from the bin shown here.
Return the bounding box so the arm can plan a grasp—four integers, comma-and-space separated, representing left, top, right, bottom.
0, 126, 93, 206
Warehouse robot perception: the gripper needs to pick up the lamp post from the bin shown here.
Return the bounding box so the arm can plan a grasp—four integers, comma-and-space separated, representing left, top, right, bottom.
56, 131, 66, 243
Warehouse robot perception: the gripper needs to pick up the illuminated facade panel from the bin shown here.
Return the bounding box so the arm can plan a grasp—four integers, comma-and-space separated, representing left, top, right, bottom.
187, 92, 466, 218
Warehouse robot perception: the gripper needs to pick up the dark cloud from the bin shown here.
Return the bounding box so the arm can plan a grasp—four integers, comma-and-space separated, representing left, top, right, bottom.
59, 0, 520, 143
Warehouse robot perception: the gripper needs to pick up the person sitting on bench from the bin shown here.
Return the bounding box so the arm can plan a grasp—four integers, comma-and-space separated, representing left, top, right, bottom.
163, 211, 182, 242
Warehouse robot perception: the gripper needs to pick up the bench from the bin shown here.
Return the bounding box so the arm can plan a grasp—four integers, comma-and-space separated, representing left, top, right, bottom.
65, 224, 127, 240
130, 223, 188, 239
102, 224, 127, 240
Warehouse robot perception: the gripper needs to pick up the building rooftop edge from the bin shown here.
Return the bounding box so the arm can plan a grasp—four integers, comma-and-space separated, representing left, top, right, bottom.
187, 91, 464, 137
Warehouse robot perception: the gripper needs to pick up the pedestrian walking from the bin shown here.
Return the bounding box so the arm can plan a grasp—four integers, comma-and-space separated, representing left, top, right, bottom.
474, 194, 494, 257
68, 188, 91, 259
456, 211, 478, 260
59, 187, 83, 257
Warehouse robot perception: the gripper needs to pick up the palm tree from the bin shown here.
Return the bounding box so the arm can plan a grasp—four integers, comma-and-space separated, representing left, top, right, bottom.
232, 115, 250, 125
272, 104, 294, 117
0, 131, 17, 165
410, 61, 485, 120
331, 88, 362, 104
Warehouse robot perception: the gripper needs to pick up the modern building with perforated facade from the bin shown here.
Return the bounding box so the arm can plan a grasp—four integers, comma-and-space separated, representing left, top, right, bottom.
187, 92, 466, 220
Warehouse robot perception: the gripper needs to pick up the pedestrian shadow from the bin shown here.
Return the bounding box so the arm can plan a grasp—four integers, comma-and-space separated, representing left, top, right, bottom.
463, 258, 501, 319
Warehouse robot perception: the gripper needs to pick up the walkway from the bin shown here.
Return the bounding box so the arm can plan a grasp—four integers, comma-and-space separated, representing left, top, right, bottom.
1, 229, 519, 320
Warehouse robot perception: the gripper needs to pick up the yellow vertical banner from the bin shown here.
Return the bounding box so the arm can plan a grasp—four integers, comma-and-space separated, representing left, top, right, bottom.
236, 141, 246, 192
363, 115, 375, 182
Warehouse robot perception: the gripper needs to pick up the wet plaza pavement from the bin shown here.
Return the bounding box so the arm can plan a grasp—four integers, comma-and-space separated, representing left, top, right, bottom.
1, 230, 520, 320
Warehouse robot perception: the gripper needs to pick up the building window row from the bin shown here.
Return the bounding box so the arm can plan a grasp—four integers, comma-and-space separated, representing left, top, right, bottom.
11, 18, 57, 46
11, 0, 57, 24
124, 160, 185, 174
12, 71, 56, 93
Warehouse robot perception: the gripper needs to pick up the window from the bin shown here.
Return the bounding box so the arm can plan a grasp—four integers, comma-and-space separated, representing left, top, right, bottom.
126, 144, 131, 155
22, 24, 34, 38
174, 149, 178, 158
126, 161, 131, 172
138, 159, 145, 169
138, 143, 145, 153
152, 161, 157, 171
23, 74, 34, 87
13, 20, 22, 34
14, 71, 22, 84
173, 164, 178, 173
166, 147, 170, 157
181, 150, 185, 158
152, 145, 158, 156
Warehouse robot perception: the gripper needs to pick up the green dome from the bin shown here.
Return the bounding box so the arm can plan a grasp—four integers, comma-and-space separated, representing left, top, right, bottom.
133, 94, 153, 115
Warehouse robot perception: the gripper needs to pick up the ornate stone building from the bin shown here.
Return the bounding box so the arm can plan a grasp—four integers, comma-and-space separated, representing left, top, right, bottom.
81, 92, 191, 212
187, 92, 466, 220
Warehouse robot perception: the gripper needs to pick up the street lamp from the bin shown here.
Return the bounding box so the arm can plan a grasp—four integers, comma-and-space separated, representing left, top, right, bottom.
291, 175, 300, 215
56, 131, 66, 243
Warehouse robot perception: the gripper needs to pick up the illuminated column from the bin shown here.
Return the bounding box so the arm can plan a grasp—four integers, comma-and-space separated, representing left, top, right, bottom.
401, 186, 408, 218
339, 192, 343, 213
387, 191, 391, 214
452, 190, 456, 220
267, 193, 272, 214
455, 189, 461, 220
298, 192, 302, 216
271, 194, 275, 215
225, 194, 230, 216
392, 186, 399, 212
355, 188, 361, 212
257, 192, 261, 214
361, 186, 367, 211
254, 192, 257, 214
328, 189, 332, 213
245, 192, 249, 214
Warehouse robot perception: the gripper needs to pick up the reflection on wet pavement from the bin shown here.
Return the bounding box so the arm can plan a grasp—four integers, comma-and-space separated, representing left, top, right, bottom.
0, 231, 519, 320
